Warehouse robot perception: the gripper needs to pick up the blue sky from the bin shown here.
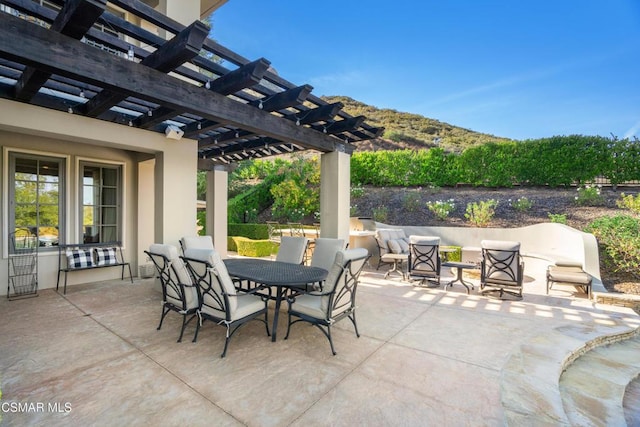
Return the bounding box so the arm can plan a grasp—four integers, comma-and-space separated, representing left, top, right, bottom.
211, 1, 640, 141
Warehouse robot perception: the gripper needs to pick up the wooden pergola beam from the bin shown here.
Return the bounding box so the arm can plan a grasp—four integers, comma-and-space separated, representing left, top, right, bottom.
13, 0, 106, 101
283, 102, 343, 125
0, 12, 346, 153
247, 84, 313, 111
198, 129, 253, 150
107, 0, 374, 136
81, 20, 209, 118
207, 58, 271, 96
183, 119, 220, 137
134, 106, 176, 129
311, 116, 366, 135
184, 84, 313, 138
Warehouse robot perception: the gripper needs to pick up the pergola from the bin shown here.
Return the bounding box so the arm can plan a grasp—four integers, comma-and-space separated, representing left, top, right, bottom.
0, 0, 381, 166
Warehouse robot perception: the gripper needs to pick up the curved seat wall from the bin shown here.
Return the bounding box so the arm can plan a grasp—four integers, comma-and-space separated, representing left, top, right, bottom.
377, 222, 603, 294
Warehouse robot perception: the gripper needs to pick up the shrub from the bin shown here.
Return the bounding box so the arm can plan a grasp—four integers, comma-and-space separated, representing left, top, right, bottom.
510, 197, 533, 212
585, 215, 640, 279
465, 199, 498, 227
228, 223, 269, 240
351, 184, 365, 198
574, 184, 604, 206
548, 213, 567, 224
232, 236, 277, 257
402, 191, 422, 212
372, 206, 389, 223
616, 192, 640, 214
426, 199, 455, 220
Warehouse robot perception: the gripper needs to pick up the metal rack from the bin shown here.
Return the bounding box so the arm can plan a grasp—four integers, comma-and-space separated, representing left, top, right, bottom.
8, 230, 38, 300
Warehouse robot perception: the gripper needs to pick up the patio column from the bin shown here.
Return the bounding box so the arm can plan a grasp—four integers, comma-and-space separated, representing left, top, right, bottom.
154, 151, 198, 247
206, 166, 228, 258
320, 150, 351, 241
157, 0, 200, 25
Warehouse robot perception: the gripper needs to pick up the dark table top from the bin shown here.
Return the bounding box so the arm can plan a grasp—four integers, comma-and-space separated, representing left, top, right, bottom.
224, 258, 328, 287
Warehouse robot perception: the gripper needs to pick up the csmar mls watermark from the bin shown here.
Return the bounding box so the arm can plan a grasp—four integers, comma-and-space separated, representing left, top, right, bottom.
1, 401, 72, 413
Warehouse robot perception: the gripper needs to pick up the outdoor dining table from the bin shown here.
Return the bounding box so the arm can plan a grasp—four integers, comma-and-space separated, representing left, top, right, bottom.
223, 258, 328, 342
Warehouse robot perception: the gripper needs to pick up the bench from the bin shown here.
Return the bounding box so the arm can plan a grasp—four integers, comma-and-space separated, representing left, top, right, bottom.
57, 242, 133, 294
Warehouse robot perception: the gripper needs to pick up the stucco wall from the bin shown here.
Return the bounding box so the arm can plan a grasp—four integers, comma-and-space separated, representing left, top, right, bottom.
0, 99, 198, 295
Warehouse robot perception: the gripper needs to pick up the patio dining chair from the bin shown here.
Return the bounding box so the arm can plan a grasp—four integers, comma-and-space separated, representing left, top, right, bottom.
408, 235, 441, 287
145, 244, 199, 342
266, 221, 282, 244
276, 236, 309, 265
310, 238, 346, 271
179, 235, 214, 255
480, 240, 525, 299
306, 238, 346, 291
287, 222, 306, 238
285, 248, 370, 355
182, 248, 270, 358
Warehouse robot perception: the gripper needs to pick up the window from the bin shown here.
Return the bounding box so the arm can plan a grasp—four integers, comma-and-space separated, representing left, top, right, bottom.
9, 153, 65, 251
81, 162, 122, 244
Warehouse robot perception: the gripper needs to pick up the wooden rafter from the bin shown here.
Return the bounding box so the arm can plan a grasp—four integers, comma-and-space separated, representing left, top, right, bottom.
311, 116, 366, 135
14, 0, 106, 101
0, 0, 381, 165
248, 84, 313, 111
106, 1, 380, 136
185, 84, 313, 138
81, 20, 209, 118
283, 102, 343, 126
198, 129, 253, 150
183, 119, 220, 137
207, 58, 271, 95
0, 12, 348, 153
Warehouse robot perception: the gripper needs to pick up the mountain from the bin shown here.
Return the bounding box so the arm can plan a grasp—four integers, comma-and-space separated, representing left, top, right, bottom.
322, 96, 512, 152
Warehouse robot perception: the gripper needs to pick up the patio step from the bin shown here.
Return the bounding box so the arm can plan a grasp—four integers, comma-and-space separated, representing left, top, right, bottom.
500, 323, 640, 425
559, 332, 640, 426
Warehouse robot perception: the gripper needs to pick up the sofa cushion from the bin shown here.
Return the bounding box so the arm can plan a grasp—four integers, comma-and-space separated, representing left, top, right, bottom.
388, 238, 409, 254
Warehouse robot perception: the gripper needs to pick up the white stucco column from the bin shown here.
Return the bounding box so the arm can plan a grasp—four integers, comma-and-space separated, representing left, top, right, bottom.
138, 159, 155, 264
158, 0, 200, 25
320, 150, 351, 241
154, 151, 198, 247
206, 166, 228, 258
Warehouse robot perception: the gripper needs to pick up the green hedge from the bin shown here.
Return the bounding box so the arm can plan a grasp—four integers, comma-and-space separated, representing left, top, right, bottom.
231, 236, 277, 257
228, 223, 268, 240
351, 135, 640, 187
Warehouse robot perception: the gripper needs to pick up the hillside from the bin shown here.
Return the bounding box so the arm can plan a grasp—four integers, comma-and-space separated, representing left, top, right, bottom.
322, 95, 512, 152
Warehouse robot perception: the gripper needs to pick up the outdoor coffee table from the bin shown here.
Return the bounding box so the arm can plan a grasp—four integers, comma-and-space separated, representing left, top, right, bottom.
224, 258, 328, 342
442, 261, 477, 294
382, 253, 409, 280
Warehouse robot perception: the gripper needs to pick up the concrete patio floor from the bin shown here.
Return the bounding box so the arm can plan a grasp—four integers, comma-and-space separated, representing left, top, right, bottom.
1, 262, 639, 426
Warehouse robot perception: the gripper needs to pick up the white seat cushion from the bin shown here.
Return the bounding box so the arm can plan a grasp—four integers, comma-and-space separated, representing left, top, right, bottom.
181, 235, 214, 251
291, 293, 326, 319
200, 293, 265, 322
